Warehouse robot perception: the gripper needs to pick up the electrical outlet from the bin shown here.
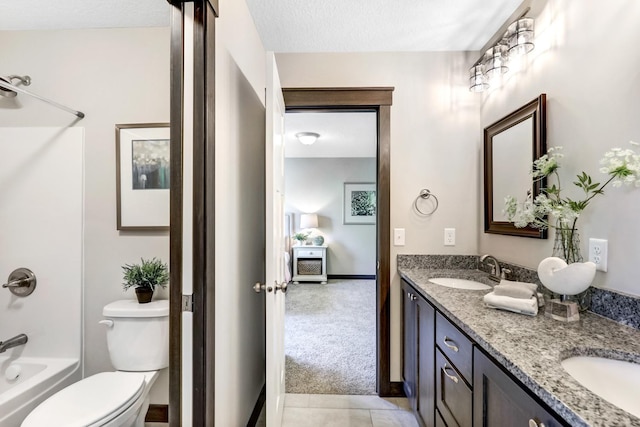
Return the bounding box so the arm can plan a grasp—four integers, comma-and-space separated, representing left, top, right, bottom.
588, 238, 608, 272
394, 228, 405, 246
444, 228, 456, 246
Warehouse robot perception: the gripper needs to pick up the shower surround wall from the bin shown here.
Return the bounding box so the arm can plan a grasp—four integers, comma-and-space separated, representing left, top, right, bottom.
0, 127, 83, 369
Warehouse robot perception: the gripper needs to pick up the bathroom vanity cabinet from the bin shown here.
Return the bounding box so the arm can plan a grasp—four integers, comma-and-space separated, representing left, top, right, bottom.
402, 278, 565, 427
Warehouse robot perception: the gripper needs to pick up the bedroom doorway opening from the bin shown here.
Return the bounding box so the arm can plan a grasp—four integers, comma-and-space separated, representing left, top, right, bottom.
283, 110, 378, 395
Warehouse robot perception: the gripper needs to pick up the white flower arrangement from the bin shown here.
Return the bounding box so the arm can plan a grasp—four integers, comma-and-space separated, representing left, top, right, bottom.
505, 142, 640, 231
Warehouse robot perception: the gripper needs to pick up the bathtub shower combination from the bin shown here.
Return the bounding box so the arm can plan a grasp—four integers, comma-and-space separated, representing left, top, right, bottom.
1, 78, 85, 426
0, 357, 78, 426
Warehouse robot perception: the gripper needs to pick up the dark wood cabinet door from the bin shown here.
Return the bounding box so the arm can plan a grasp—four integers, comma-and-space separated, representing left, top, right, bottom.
402, 279, 417, 411
473, 349, 566, 427
417, 296, 435, 427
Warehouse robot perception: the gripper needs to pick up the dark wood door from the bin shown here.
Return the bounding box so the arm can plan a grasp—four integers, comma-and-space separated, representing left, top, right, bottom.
473, 349, 566, 427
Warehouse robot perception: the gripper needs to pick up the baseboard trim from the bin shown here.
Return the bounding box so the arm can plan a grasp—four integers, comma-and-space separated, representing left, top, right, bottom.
145, 404, 169, 423
379, 382, 406, 398
327, 274, 376, 280
247, 383, 266, 427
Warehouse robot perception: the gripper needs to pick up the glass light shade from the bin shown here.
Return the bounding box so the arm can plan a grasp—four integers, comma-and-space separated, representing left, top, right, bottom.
295, 132, 319, 145
507, 18, 535, 56
483, 44, 509, 80
300, 213, 318, 229
469, 64, 489, 92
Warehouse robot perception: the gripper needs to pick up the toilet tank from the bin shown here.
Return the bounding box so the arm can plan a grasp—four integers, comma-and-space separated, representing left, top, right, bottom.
102, 300, 169, 371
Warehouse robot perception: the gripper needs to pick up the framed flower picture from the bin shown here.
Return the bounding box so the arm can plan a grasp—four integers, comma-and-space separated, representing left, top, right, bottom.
116, 123, 170, 231
343, 182, 376, 224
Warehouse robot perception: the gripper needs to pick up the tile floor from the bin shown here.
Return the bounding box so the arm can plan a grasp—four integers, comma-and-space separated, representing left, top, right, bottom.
257, 394, 419, 427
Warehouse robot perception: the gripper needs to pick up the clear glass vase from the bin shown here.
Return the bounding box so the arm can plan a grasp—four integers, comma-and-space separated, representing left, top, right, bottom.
552, 225, 583, 263
551, 223, 590, 311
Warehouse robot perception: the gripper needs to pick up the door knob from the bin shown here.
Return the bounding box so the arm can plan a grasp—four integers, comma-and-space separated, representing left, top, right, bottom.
253, 282, 273, 293
275, 281, 288, 293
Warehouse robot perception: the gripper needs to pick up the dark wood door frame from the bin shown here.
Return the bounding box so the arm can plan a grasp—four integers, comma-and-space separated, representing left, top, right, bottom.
168, 0, 218, 425
282, 87, 401, 396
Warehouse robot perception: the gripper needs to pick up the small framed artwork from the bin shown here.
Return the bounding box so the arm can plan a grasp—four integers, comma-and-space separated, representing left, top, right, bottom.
116, 123, 170, 231
343, 182, 376, 224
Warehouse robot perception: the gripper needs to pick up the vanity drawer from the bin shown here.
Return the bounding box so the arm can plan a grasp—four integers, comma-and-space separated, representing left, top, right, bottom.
296, 249, 323, 258
436, 312, 473, 385
436, 349, 472, 427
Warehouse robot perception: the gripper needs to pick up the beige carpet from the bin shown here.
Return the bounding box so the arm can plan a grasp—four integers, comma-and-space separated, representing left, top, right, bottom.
285, 279, 376, 395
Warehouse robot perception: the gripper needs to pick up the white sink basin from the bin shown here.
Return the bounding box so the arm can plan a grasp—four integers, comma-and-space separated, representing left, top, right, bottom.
428, 278, 491, 290
561, 356, 640, 418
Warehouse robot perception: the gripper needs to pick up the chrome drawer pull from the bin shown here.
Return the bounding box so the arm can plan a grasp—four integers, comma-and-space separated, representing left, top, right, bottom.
443, 336, 459, 352
443, 363, 459, 384
528, 420, 545, 427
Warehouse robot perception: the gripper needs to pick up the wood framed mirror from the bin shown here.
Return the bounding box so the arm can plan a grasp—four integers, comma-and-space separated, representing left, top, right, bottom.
484, 94, 547, 238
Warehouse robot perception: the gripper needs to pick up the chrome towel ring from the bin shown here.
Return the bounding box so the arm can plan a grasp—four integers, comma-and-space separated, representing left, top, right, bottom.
414, 189, 439, 216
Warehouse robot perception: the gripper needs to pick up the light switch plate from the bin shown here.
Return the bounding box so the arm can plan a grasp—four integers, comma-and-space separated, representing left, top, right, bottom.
394, 228, 405, 246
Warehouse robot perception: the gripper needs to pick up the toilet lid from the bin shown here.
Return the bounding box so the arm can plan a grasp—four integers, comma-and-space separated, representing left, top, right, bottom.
22, 372, 146, 427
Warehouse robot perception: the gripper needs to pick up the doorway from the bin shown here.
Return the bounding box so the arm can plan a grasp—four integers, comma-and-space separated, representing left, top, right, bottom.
283, 110, 378, 395
282, 87, 399, 397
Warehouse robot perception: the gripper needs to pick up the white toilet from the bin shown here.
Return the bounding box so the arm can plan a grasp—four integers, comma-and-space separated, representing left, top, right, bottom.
22, 300, 169, 427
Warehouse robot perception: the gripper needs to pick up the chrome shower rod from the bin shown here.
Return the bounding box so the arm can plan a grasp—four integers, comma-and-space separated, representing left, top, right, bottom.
0, 79, 85, 119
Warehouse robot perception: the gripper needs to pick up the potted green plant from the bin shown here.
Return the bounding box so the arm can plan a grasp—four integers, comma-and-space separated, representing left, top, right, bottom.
122, 257, 169, 303
293, 232, 309, 246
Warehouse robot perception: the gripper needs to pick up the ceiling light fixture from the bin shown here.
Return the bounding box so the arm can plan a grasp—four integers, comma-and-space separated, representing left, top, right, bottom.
295, 132, 320, 145
469, 16, 535, 93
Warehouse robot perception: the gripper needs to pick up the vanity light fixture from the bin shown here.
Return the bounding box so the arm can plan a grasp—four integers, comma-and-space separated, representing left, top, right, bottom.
507, 18, 535, 56
296, 132, 320, 145
484, 44, 509, 81
469, 64, 489, 93
469, 16, 535, 92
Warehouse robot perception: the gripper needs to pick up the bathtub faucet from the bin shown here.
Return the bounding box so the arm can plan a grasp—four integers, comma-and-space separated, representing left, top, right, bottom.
0, 333, 28, 353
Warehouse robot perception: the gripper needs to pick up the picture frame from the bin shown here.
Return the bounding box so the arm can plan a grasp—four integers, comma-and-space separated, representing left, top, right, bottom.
116, 123, 170, 231
343, 182, 376, 224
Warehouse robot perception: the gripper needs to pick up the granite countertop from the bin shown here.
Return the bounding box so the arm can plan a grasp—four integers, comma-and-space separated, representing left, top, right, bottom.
398, 267, 640, 427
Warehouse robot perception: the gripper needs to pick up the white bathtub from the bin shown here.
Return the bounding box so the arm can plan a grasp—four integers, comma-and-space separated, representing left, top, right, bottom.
0, 357, 79, 427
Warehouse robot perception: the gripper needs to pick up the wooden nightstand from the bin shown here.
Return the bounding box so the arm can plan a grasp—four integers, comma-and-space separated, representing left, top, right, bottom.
292, 245, 327, 284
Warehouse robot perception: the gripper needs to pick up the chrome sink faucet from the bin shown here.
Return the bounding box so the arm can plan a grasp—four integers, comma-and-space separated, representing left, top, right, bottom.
0, 333, 28, 353
480, 254, 502, 282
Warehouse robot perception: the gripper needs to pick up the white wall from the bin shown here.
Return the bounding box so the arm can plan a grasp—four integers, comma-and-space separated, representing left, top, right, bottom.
479, 0, 640, 297
285, 157, 376, 275
0, 27, 171, 402
215, 0, 267, 424
276, 52, 481, 381
0, 128, 83, 367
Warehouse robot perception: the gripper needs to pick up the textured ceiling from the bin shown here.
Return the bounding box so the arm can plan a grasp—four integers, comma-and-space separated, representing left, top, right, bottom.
245, 0, 524, 52
3, 0, 523, 52
0, 0, 169, 30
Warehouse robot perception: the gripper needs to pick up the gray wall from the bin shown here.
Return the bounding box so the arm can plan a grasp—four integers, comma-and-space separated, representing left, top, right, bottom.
285, 157, 377, 276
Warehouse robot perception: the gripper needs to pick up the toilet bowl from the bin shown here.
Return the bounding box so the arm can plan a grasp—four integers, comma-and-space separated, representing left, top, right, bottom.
22, 300, 169, 427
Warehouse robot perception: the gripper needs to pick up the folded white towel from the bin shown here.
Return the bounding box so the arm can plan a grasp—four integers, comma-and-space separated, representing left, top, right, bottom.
493, 284, 535, 299
483, 292, 538, 316
499, 279, 538, 293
